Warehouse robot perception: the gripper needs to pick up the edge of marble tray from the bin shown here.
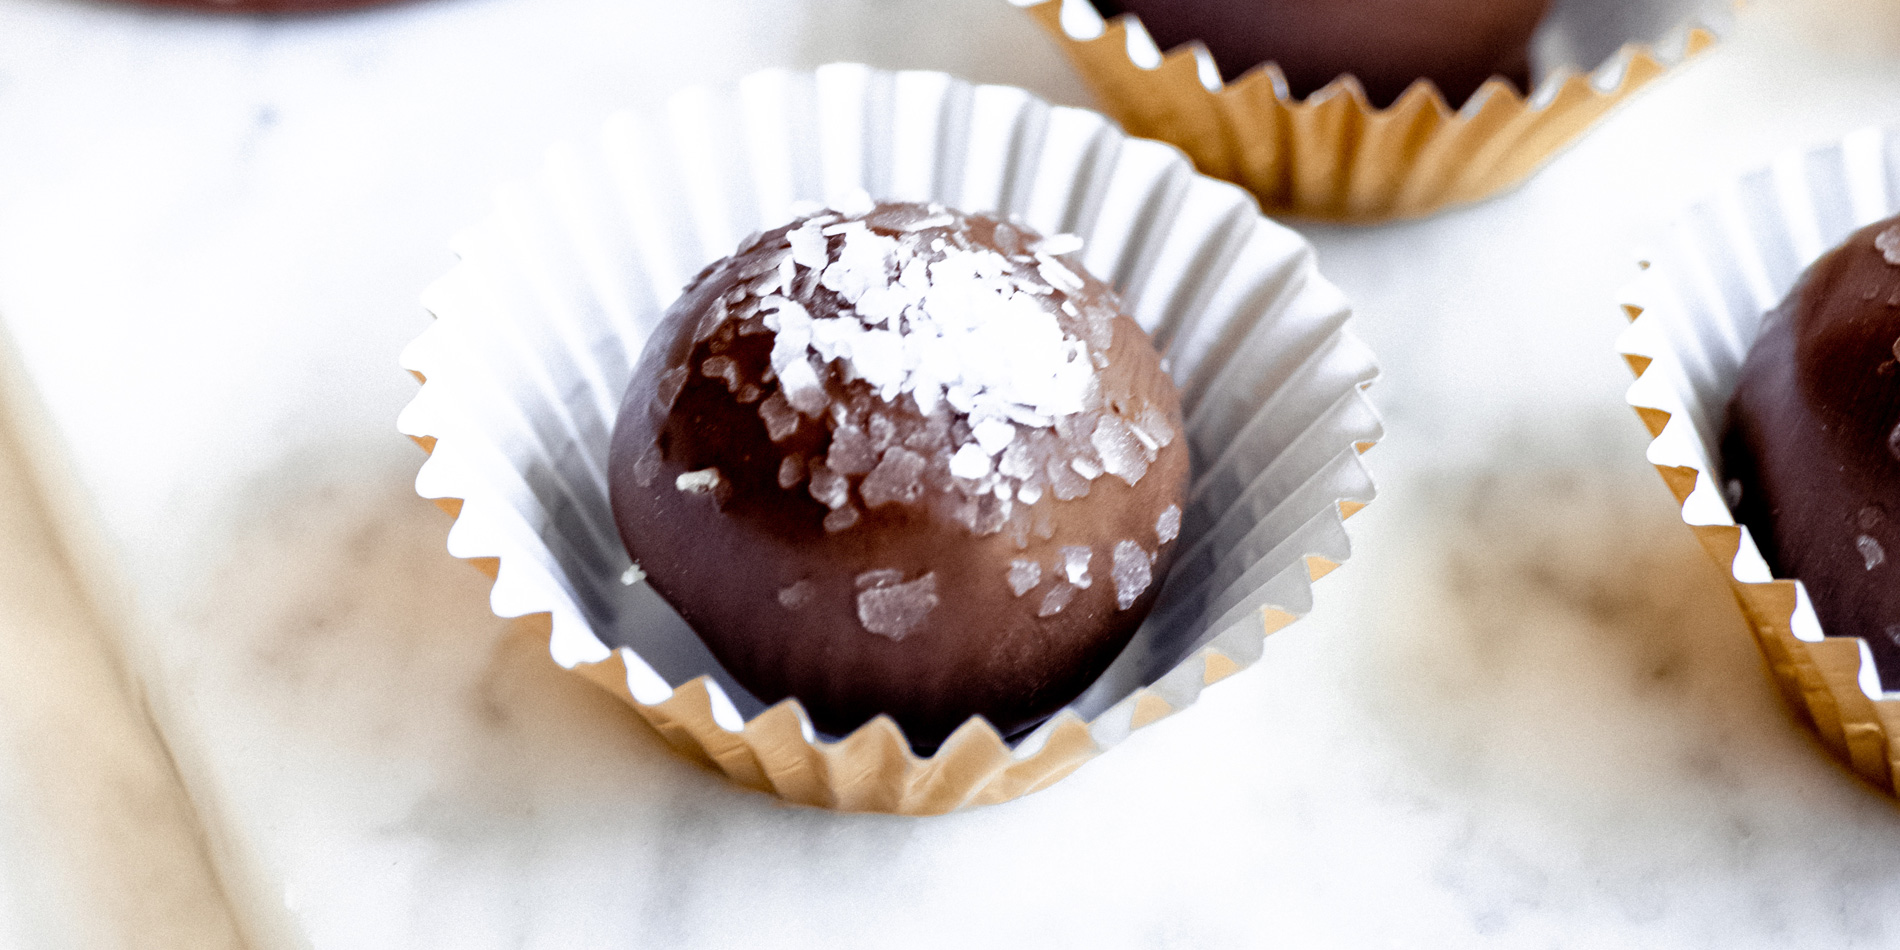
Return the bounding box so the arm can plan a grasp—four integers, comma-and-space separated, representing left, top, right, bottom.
0, 317, 248, 948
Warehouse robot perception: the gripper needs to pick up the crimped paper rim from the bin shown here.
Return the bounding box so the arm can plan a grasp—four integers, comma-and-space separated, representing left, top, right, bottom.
1617, 123, 1900, 793
399, 64, 1381, 813
1023, 0, 1729, 221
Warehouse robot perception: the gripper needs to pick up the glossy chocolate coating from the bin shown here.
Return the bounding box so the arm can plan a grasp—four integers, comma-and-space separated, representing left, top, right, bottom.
608, 204, 1188, 752
1094, 0, 1551, 108
1723, 214, 1900, 683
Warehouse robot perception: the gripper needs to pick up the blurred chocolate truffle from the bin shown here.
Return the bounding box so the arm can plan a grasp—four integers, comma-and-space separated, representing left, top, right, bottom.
1723, 213, 1900, 682
609, 200, 1189, 752
117, 0, 399, 12
1093, 0, 1552, 108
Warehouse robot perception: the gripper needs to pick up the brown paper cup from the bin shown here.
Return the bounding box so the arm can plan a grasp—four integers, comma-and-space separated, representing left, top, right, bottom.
1619, 123, 1900, 793
400, 65, 1381, 813
1025, 0, 1729, 222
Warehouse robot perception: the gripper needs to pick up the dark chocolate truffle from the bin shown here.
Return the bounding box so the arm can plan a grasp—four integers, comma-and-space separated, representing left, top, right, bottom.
608, 200, 1189, 751
1723, 213, 1900, 683
1093, 0, 1552, 108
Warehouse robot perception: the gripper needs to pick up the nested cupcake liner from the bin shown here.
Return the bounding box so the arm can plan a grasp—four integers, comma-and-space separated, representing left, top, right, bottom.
1024, 0, 1732, 222
398, 64, 1381, 813
1619, 123, 1900, 793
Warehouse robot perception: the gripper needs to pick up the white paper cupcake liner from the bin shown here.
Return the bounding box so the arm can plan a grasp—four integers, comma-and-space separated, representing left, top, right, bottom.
399, 63, 1381, 812
1618, 122, 1900, 792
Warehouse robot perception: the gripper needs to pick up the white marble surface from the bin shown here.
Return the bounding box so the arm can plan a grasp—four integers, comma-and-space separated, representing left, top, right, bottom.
0, 334, 242, 949
5, 0, 1900, 947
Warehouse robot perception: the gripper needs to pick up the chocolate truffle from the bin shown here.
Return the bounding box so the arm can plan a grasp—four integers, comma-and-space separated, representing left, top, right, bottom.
1092, 0, 1552, 108
115, 0, 399, 12
608, 200, 1189, 752
1723, 213, 1900, 683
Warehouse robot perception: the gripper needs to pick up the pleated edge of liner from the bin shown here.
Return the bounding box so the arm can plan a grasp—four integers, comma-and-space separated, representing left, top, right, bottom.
396, 269, 1382, 815
1024, 0, 1732, 119
1616, 278, 1900, 795
1019, 0, 1729, 222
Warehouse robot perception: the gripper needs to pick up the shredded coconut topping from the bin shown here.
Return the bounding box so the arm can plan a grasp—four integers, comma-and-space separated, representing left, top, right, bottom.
855, 571, 939, 640
1061, 545, 1093, 589
1038, 582, 1075, 617
662, 202, 1184, 614
1007, 559, 1043, 597
1859, 534, 1887, 571
676, 468, 723, 493
1112, 540, 1154, 610
1156, 504, 1181, 545
761, 211, 1096, 426
777, 580, 816, 609
1878, 224, 1900, 266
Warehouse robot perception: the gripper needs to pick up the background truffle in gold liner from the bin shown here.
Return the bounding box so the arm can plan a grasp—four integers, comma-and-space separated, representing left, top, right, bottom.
1025, 0, 1731, 222
1619, 124, 1900, 793
399, 65, 1381, 813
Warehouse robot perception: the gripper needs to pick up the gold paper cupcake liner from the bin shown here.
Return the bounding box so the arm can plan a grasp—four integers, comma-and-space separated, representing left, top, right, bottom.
1026, 0, 1722, 222
1619, 124, 1900, 793
1622, 352, 1900, 792
412, 417, 1370, 815
400, 66, 1382, 814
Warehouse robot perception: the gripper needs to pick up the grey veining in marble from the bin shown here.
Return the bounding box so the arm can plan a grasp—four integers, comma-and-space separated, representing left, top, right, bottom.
3, 0, 1900, 946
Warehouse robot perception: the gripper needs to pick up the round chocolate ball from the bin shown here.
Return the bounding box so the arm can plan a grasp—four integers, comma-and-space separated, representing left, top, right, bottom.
1094, 0, 1552, 108
608, 201, 1189, 752
1723, 213, 1900, 683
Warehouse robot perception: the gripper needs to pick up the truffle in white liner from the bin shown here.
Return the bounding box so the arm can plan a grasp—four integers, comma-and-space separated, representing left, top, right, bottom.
609, 201, 1188, 752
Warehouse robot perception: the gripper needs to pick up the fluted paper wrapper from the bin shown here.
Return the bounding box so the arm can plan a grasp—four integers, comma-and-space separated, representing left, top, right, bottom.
399, 64, 1380, 813
1619, 124, 1900, 793
1026, 0, 1730, 222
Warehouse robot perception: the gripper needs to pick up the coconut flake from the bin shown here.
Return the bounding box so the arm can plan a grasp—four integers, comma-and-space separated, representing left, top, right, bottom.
777, 454, 806, 489
788, 223, 829, 271
778, 357, 829, 417
777, 580, 816, 609
702, 205, 1150, 537
759, 390, 800, 442
972, 418, 1016, 455
675, 468, 723, 494
949, 442, 993, 480
833, 189, 876, 218
1156, 504, 1181, 544
861, 447, 928, 508
1060, 545, 1093, 589
693, 297, 731, 342
1859, 534, 1887, 571
1038, 582, 1075, 617
1112, 540, 1153, 610
824, 507, 861, 533
701, 355, 741, 391
1034, 233, 1084, 256
855, 571, 938, 640
808, 465, 850, 510
1007, 559, 1042, 596
1091, 415, 1151, 486
828, 424, 878, 475
1878, 224, 1900, 265
764, 206, 1101, 444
